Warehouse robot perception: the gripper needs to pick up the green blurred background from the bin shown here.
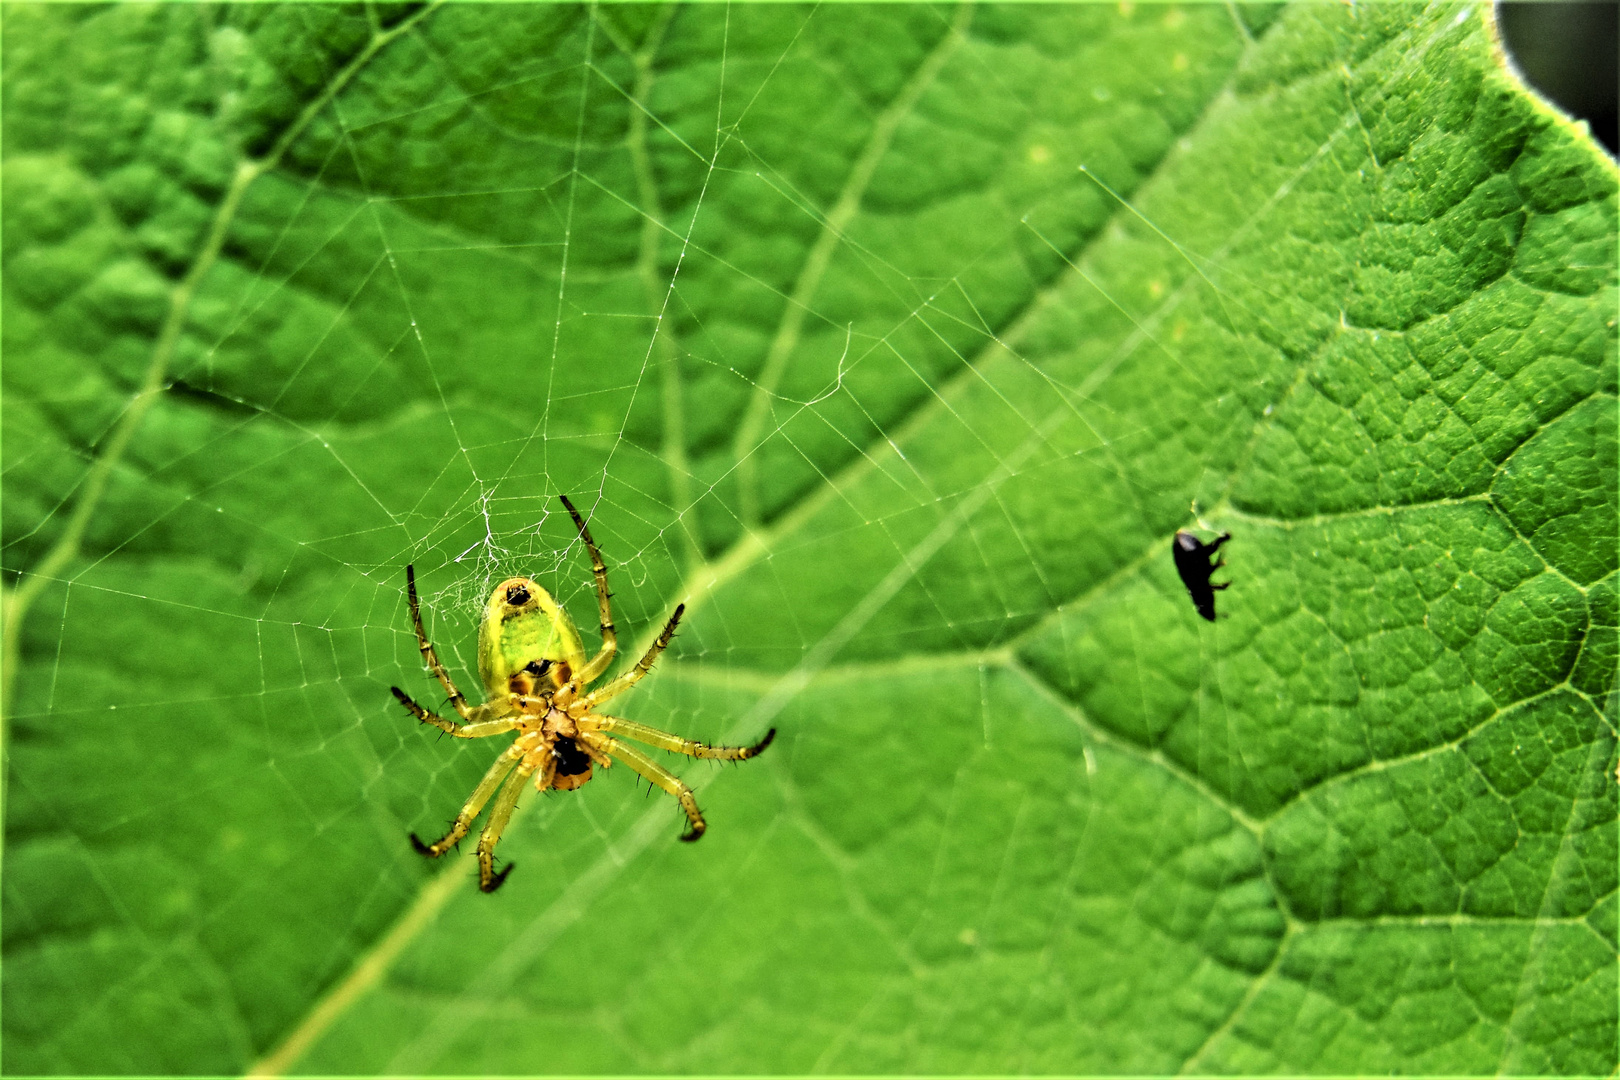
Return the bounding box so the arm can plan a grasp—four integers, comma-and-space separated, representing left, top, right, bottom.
1498, 1, 1618, 156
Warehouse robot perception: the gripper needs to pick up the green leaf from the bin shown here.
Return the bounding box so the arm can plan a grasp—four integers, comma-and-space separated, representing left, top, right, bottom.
3, 3, 1615, 1074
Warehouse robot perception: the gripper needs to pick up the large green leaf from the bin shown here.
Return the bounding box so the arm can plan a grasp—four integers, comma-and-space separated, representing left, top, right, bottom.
3, 3, 1615, 1074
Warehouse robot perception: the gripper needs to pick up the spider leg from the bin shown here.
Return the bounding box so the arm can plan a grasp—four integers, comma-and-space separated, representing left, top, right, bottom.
584, 714, 775, 761
582, 603, 684, 708
475, 764, 532, 892
391, 687, 520, 738
582, 731, 706, 841
406, 564, 473, 720
410, 744, 523, 857
560, 495, 619, 684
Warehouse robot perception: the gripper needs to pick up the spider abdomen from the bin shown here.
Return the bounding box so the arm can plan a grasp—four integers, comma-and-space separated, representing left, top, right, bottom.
476, 576, 586, 697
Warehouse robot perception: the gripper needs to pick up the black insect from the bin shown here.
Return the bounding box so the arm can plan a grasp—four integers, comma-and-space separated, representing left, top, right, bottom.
1172, 530, 1231, 621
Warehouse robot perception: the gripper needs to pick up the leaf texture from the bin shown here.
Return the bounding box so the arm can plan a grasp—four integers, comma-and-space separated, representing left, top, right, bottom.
2, 3, 1615, 1074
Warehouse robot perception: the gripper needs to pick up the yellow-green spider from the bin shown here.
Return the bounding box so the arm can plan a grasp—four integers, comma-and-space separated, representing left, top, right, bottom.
392, 495, 774, 892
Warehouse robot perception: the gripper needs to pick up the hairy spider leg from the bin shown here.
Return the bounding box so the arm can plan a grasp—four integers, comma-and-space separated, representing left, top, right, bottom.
390, 687, 522, 738
412, 743, 524, 857
587, 715, 776, 761
406, 564, 473, 719
582, 732, 707, 841
475, 764, 532, 892
559, 495, 619, 684
582, 603, 684, 708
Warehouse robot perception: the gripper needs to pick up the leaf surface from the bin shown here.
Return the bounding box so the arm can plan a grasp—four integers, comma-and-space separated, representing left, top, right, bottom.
3, 3, 1615, 1074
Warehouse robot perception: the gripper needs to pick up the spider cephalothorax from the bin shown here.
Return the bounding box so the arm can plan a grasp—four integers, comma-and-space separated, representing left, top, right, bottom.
392, 495, 774, 892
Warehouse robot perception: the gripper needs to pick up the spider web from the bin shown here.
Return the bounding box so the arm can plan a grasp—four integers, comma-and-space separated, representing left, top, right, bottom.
3, 3, 1616, 1075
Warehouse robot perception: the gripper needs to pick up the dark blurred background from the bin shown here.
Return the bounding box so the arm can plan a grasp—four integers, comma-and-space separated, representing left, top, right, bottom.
1496, 1, 1618, 156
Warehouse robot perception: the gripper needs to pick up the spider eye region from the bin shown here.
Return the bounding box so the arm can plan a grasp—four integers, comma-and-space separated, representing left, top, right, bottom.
553, 736, 592, 776
549, 735, 595, 791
